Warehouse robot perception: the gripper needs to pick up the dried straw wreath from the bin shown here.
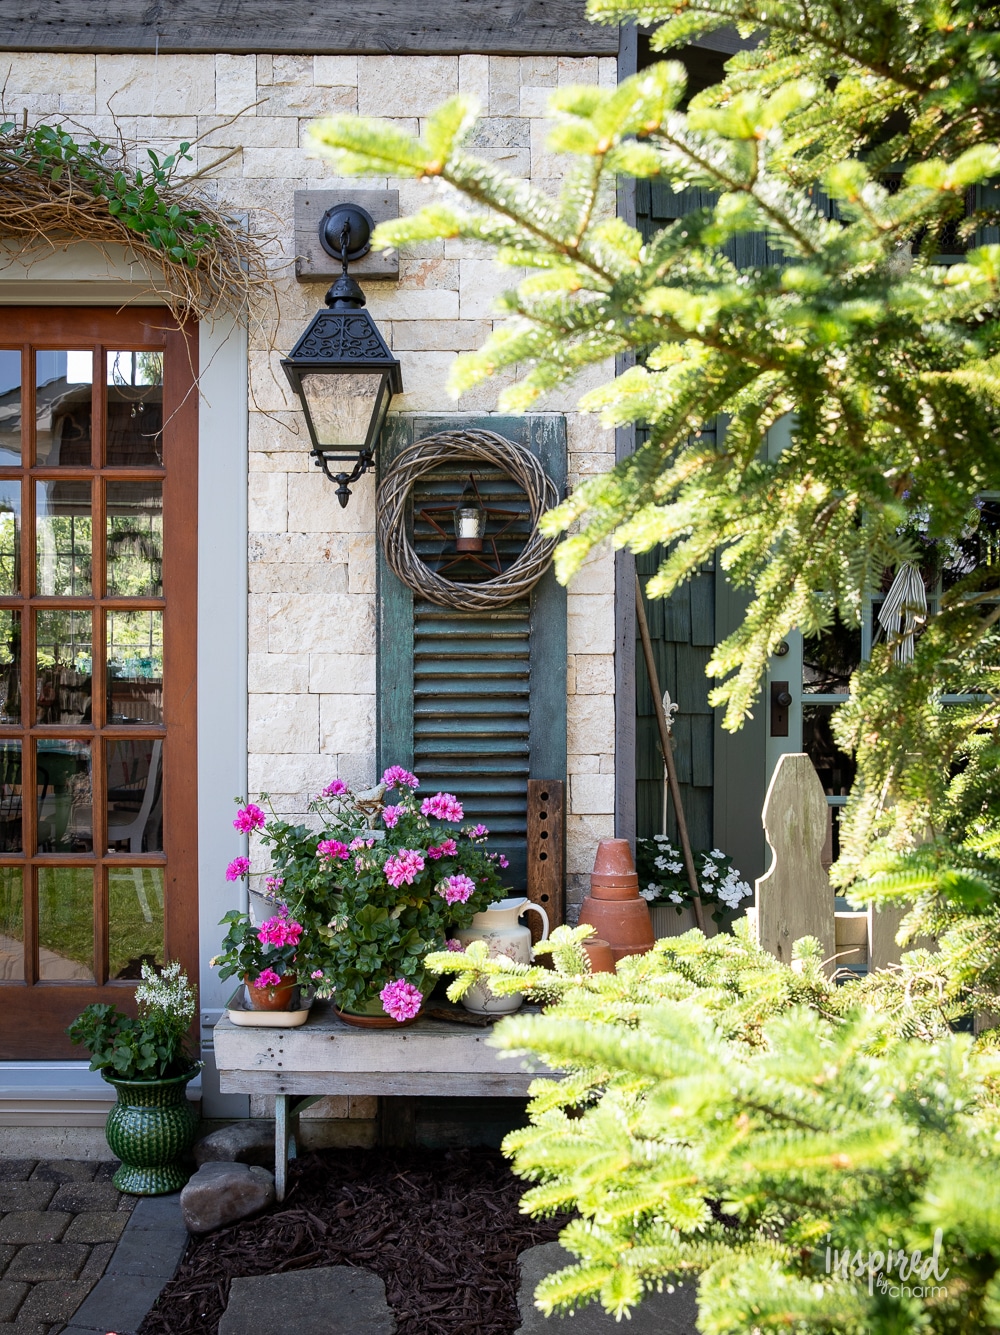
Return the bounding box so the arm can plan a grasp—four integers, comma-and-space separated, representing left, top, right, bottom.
0, 116, 276, 322
377, 429, 560, 611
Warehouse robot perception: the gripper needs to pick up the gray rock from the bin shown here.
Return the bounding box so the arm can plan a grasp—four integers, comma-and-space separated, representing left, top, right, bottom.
194, 1120, 275, 1169
516, 1243, 699, 1333
179, 1162, 275, 1236
219, 1267, 395, 1335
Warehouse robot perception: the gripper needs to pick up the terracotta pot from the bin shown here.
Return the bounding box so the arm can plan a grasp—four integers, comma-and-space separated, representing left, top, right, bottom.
577, 839, 654, 961
335, 1005, 422, 1030
582, 938, 616, 973
592, 838, 636, 878
578, 898, 654, 962
589, 837, 640, 899
245, 973, 297, 1011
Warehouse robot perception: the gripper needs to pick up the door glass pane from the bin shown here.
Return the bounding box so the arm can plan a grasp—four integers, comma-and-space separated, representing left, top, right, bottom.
36, 480, 92, 596
0, 481, 21, 595
37, 866, 94, 980
36, 740, 92, 853
109, 867, 164, 979
0, 867, 24, 980
802, 703, 857, 797
0, 350, 21, 465
803, 615, 861, 695
107, 739, 163, 853
0, 741, 23, 853
107, 482, 163, 597
35, 610, 92, 726
36, 350, 93, 466
106, 351, 164, 467
0, 609, 21, 725
107, 611, 163, 724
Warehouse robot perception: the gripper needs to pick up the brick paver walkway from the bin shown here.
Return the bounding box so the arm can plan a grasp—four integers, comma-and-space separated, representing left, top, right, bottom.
0, 1159, 135, 1335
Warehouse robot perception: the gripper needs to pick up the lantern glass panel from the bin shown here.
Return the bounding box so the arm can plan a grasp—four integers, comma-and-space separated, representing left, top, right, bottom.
300, 370, 385, 450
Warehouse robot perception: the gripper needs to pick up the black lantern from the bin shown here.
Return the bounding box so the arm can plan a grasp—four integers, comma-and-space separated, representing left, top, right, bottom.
282, 204, 403, 507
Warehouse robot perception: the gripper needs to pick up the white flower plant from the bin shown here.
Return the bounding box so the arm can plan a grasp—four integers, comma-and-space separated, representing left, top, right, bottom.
634, 836, 752, 924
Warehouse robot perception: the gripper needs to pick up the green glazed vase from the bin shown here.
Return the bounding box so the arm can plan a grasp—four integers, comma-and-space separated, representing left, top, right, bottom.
103, 1067, 200, 1195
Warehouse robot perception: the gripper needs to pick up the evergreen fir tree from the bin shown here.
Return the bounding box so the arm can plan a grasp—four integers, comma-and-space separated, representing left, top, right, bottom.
309, 3, 1000, 1327
309, 0, 1000, 883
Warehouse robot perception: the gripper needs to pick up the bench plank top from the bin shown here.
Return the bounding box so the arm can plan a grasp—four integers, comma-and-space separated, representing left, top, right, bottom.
214, 1002, 553, 1098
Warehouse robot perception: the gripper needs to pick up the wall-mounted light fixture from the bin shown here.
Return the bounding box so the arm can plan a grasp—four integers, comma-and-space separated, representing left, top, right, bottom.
281, 203, 403, 507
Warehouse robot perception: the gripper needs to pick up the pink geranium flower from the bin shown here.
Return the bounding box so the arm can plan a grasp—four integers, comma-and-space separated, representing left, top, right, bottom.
264, 874, 284, 895
382, 765, 419, 791
380, 978, 423, 1022
317, 839, 350, 863
466, 823, 489, 841
437, 873, 476, 905
445, 938, 464, 952
383, 849, 425, 887
310, 969, 324, 981
382, 804, 405, 829
427, 837, 458, 860
253, 968, 283, 989
421, 792, 464, 822
349, 836, 374, 850
226, 856, 250, 882
257, 915, 302, 948
322, 778, 348, 797
233, 803, 266, 834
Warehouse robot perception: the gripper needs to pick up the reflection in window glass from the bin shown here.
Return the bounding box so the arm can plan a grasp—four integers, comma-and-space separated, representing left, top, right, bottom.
802, 615, 861, 695
109, 867, 164, 979
36, 480, 92, 597
36, 350, 93, 466
0, 350, 21, 465
107, 482, 163, 596
0, 867, 23, 981
942, 497, 1000, 590
0, 610, 20, 725
107, 739, 163, 853
0, 741, 23, 854
35, 610, 92, 726
0, 481, 21, 595
106, 351, 164, 467
36, 739, 92, 854
107, 611, 162, 724
803, 703, 857, 797
38, 866, 94, 980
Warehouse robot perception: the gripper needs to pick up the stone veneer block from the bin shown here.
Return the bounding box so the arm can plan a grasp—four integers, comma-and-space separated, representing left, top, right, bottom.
358, 55, 458, 116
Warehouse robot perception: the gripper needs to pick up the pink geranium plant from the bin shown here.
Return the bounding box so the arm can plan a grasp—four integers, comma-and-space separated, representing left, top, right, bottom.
217, 769, 509, 1019
210, 903, 304, 990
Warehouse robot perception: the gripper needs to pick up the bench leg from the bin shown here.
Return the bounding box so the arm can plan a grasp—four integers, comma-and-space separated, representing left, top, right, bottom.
275, 1094, 290, 1202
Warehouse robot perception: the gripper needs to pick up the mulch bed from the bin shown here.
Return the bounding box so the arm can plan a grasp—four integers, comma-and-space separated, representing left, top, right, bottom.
137, 1147, 567, 1335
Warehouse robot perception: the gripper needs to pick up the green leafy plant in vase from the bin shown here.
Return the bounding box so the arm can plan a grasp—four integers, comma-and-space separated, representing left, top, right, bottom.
68, 961, 199, 1194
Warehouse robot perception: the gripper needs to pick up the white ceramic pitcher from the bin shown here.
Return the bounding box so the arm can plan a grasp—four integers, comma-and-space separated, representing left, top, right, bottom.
453, 896, 549, 1016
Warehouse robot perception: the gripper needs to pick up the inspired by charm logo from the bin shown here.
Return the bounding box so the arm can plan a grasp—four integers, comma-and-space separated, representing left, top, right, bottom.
824, 1231, 950, 1299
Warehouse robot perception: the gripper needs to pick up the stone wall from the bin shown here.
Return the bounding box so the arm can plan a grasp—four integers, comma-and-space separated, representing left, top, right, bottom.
0, 49, 620, 916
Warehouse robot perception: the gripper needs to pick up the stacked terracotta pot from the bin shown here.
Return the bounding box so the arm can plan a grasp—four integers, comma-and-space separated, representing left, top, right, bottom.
577, 838, 655, 963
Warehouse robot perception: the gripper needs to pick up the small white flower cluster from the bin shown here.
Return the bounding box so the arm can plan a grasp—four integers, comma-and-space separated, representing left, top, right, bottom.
700, 849, 752, 908
637, 836, 752, 912
134, 960, 197, 1024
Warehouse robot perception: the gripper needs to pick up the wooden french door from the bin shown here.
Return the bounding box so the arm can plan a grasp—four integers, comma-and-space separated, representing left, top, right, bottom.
0, 308, 198, 1058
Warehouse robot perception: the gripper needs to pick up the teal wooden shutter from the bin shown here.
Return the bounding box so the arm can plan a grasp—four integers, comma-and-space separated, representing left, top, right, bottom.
376, 414, 567, 888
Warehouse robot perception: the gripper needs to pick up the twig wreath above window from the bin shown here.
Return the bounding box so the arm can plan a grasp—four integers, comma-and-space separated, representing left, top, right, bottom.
376, 429, 560, 611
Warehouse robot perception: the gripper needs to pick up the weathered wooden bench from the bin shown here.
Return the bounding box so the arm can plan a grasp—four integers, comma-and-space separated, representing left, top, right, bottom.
213, 1002, 552, 1199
